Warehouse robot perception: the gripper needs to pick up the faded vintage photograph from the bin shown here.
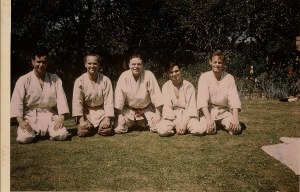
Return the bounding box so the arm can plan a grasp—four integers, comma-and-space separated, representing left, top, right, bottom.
5, 0, 300, 191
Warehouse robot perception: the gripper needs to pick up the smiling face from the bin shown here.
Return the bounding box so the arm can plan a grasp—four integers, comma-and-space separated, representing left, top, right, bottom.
85, 55, 100, 75
209, 55, 225, 74
32, 55, 48, 77
129, 57, 143, 77
169, 65, 182, 85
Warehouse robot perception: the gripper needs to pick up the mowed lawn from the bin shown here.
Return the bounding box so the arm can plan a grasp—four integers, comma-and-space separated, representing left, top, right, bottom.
10, 99, 300, 191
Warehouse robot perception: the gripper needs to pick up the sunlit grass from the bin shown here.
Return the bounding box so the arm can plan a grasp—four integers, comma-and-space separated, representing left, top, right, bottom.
10, 99, 300, 191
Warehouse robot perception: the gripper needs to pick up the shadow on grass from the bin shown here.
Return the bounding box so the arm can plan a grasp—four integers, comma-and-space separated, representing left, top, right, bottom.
127, 125, 150, 133
212, 121, 247, 135
67, 128, 78, 139
66, 127, 117, 138
240, 122, 247, 132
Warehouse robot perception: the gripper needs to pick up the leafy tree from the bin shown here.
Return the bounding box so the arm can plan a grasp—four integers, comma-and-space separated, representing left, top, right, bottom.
11, 0, 300, 98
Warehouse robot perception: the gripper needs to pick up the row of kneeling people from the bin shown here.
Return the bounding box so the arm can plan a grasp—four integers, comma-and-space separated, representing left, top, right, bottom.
11, 49, 243, 144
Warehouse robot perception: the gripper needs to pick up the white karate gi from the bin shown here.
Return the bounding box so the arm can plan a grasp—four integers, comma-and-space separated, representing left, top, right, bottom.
157, 80, 205, 136
11, 71, 70, 143
197, 71, 241, 134
114, 69, 163, 133
72, 72, 114, 127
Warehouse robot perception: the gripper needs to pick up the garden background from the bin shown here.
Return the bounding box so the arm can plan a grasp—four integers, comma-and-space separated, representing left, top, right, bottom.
11, 0, 300, 100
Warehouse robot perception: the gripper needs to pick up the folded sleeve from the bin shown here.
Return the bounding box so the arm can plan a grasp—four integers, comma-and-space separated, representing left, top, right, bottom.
72, 77, 84, 116
197, 73, 209, 110
162, 82, 175, 120
183, 82, 198, 118
114, 73, 126, 110
54, 75, 70, 115
11, 77, 26, 118
147, 71, 163, 108
103, 76, 114, 117
227, 76, 241, 110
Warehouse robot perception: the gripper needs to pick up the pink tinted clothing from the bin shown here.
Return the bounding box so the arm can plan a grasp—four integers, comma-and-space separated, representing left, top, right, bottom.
114, 69, 163, 121
114, 69, 163, 133
157, 80, 205, 136
197, 71, 241, 120
72, 72, 114, 127
162, 80, 198, 120
197, 71, 241, 135
11, 71, 69, 143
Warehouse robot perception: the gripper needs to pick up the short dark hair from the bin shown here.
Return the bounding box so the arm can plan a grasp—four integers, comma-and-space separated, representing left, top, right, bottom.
129, 53, 143, 61
83, 53, 102, 64
209, 50, 226, 63
31, 48, 48, 59
165, 61, 181, 73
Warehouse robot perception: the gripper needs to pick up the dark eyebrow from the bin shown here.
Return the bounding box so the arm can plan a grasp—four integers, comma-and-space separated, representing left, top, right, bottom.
169, 69, 179, 73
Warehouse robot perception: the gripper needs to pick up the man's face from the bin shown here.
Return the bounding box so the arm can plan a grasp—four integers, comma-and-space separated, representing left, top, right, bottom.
169, 65, 182, 83
209, 56, 225, 73
129, 57, 143, 77
32, 55, 48, 75
85, 56, 100, 75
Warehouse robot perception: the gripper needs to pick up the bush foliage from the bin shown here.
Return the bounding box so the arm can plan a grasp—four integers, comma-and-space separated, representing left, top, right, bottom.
11, 0, 300, 99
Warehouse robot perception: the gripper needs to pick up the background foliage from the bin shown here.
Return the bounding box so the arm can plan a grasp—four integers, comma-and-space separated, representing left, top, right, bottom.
11, 0, 300, 99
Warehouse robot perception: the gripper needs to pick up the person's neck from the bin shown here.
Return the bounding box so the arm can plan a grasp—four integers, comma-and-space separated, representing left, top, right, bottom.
34, 70, 45, 80
133, 74, 140, 81
172, 79, 182, 88
88, 73, 98, 81
213, 71, 223, 81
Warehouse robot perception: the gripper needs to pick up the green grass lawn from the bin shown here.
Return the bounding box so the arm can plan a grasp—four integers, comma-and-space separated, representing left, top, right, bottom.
10, 99, 300, 191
